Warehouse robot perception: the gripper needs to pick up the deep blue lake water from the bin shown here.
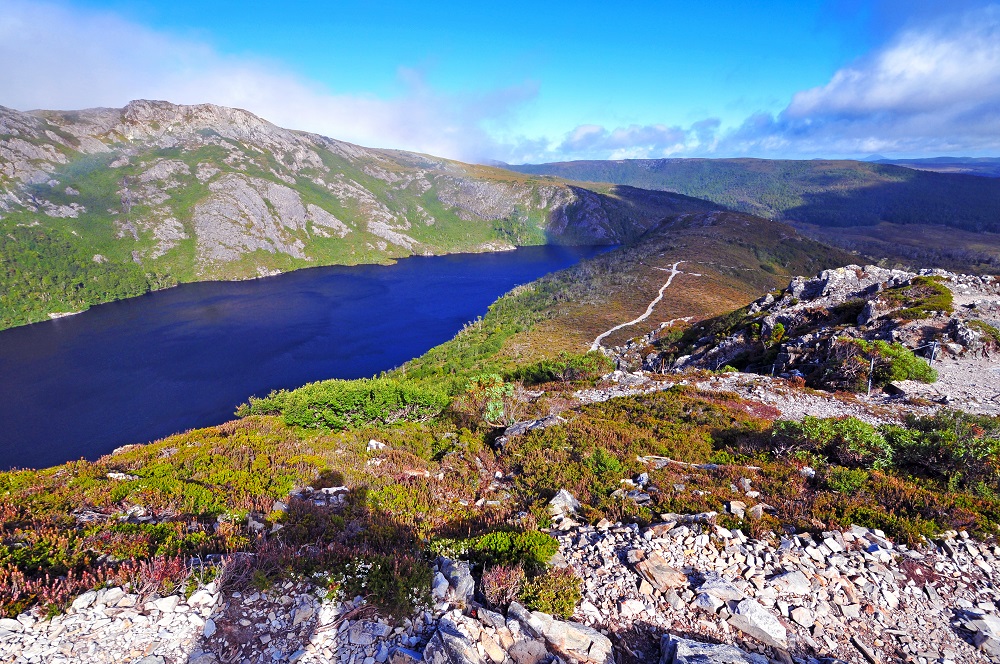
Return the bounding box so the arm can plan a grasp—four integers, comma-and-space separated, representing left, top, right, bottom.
0, 245, 604, 470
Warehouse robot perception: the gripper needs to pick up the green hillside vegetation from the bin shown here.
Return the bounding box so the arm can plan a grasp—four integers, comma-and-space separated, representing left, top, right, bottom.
0, 207, 876, 618
0, 226, 174, 328
4, 369, 1000, 618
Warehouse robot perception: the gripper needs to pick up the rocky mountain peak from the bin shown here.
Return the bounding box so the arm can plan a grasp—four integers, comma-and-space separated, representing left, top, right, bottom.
116, 99, 283, 143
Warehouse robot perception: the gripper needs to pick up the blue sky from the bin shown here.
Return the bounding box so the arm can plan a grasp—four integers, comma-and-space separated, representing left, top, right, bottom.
2, 0, 999, 162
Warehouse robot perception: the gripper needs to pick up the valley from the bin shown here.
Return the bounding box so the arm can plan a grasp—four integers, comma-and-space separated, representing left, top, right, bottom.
3, 101, 1000, 664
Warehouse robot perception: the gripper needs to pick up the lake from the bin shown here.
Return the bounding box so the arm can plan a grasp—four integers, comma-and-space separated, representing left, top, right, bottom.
0, 245, 604, 470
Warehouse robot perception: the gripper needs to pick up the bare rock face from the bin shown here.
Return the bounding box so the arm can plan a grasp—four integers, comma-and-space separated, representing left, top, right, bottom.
193, 174, 311, 263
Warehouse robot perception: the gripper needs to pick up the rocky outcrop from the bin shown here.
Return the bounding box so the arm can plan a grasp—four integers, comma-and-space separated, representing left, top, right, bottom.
657, 264, 1000, 407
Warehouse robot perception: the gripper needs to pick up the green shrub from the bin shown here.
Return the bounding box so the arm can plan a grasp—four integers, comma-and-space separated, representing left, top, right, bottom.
519, 567, 582, 619
584, 448, 623, 478
471, 531, 559, 573
238, 377, 449, 430
885, 411, 1000, 490
773, 416, 893, 469
507, 352, 614, 385
459, 373, 515, 426
768, 323, 786, 345
823, 467, 870, 494
850, 339, 937, 385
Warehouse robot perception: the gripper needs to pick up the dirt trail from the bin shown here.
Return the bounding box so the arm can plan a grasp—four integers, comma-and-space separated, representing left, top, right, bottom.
590, 261, 686, 351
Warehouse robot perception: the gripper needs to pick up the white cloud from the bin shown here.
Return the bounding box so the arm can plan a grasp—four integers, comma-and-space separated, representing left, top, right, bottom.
0, 0, 536, 162
526, 4, 1000, 161
718, 3, 1000, 157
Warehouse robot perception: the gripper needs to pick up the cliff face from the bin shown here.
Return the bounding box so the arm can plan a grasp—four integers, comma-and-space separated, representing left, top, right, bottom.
0, 100, 709, 285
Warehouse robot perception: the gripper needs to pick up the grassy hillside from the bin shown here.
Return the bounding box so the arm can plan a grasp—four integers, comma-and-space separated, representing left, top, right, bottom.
507, 158, 1000, 233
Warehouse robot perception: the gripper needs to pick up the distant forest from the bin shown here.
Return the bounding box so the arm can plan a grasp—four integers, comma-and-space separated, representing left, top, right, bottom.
509, 159, 1000, 233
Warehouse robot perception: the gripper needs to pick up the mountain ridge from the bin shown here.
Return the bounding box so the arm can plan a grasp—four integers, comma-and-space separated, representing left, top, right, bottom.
0, 100, 719, 329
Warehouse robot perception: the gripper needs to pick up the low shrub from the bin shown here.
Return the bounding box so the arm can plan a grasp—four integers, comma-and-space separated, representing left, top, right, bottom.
519, 567, 582, 619
850, 339, 937, 385
481, 564, 525, 608
773, 416, 893, 470
239, 377, 449, 431
823, 466, 870, 494
507, 352, 614, 385
471, 531, 559, 574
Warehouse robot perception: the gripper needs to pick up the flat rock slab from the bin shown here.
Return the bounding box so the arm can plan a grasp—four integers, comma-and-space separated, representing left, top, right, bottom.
635, 552, 688, 591
660, 634, 769, 664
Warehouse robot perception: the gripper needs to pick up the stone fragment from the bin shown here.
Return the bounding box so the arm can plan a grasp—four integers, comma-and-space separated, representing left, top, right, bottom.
548, 489, 581, 517
292, 604, 315, 626
507, 639, 547, 664
521, 610, 613, 663
697, 572, 745, 601
692, 593, 725, 613
770, 570, 811, 595
153, 595, 180, 613
790, 606, 814, 627
423, 620, 488, 664
441, 558, 475, 605
71, 590, 97, 611
390, 647, 424, 664
635, 552, 687, 591
202, 618, 217, 638
432, 572, 450, 601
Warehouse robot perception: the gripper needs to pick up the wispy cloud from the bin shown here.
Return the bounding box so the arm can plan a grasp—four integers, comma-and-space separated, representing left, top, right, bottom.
0, 0, 535, 162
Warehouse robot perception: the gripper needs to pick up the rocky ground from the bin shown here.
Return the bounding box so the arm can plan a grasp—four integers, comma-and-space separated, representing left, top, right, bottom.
575, 370, 937, 425
5, 488, 1000, 664
598, 264, 1000, 417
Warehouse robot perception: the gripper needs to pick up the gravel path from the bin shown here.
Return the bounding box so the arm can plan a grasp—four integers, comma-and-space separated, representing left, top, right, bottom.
591, 262, 687, 351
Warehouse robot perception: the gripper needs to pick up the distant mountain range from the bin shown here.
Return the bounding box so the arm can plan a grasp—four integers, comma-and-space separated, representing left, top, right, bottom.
505, 158, 1000, 232
870, 156, 1000, 178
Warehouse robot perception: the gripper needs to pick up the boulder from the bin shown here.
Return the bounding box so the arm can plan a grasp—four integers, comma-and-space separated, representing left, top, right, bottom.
696, 573, 745, 601
726, 501, 746, 520
521, 609, 613, 664
728, 599, 787, 649
548, 489, 581, 517
423, 619, 488, 664
660, 634, 769, 664
440, 558, 475, 605
634, 552, 687, 591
